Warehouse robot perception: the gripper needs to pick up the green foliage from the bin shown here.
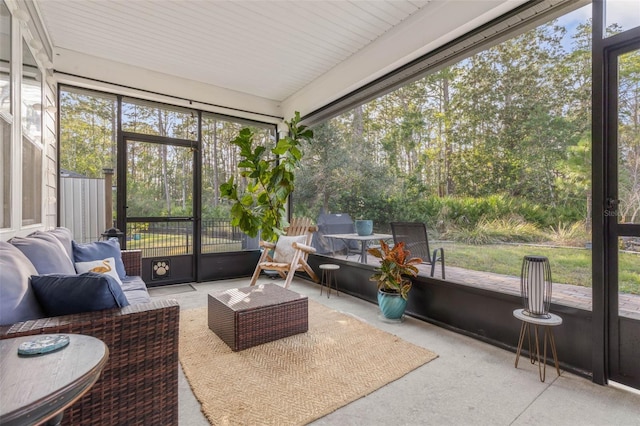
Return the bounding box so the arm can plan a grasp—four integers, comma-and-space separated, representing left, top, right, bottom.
386, 193, 582, 235
548, 221, 590, 247
293, 13, 595, 238
59, 90, 118, 178
367, 240, 423, 299
556, 137, 591, 211
201, 204, 232, 220
292, 121, 350, 217
443, 216, 545, 245
447, 195, 582, 229
220, 112, 312, 242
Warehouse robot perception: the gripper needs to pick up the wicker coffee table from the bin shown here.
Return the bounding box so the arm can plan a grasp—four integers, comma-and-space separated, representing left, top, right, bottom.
207, 283, 308, 351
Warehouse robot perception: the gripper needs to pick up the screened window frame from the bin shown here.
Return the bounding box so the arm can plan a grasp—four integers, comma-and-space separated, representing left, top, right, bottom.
58, 84, 278, 255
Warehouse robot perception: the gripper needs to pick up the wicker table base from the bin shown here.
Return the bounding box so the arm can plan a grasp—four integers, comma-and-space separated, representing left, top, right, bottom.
208, 284, 308, 351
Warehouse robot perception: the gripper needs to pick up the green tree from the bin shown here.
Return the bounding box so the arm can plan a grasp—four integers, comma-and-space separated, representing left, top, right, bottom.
59, 91, 117, 178
220, 112, 312, 242
448, 23, 581, 206
294, 121, 349, 217
618, 49, 640, 223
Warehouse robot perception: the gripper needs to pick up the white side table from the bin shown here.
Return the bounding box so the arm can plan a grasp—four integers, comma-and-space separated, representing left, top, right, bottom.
319, 264, 340, 298
513, 308, 562, 382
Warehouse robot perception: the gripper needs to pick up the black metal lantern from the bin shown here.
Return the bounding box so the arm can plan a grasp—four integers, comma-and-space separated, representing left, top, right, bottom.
520, 255, 552, 318
101, 227, 125, 247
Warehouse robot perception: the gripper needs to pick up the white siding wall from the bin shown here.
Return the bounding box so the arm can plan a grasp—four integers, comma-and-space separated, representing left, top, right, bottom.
0, 1, 57, 240
60, 177, 105, 244
43, 78, 57, 231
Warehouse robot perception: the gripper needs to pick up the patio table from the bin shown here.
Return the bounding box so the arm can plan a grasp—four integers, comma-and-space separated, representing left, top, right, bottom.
323, 233, 393, 264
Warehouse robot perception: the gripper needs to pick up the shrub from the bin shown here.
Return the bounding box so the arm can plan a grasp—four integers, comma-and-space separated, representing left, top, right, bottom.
409, 195, 584, 230
548, 221, 590, 247
443, 216, 545, 245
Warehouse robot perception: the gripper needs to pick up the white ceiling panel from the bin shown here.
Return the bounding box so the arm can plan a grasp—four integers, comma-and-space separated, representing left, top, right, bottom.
32, 0, 527, 116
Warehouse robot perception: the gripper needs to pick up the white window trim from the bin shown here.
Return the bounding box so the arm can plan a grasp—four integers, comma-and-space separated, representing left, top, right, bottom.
0, 1, 48, 239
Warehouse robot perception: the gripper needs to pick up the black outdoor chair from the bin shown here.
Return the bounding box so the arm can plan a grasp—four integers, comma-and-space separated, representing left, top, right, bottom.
390, 222, 445, 279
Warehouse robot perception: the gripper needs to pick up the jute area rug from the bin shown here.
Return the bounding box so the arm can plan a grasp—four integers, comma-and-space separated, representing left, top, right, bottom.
179, 300, 438, 425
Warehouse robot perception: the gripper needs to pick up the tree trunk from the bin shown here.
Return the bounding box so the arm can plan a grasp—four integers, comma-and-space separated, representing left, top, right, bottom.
158, 110, 171, 215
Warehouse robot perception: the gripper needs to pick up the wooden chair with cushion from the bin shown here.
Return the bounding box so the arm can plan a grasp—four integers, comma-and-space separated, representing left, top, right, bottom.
249, 217, 320, 288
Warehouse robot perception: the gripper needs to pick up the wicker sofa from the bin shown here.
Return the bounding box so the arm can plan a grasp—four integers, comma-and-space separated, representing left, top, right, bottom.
0, 235, 179, 425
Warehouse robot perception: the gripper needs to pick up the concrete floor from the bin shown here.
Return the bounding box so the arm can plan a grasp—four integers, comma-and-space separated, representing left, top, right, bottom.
149, 277, 640, 426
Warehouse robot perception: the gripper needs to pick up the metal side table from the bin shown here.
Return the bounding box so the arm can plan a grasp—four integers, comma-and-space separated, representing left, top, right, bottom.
319, 264, 340, 298
513, 308, 562, 382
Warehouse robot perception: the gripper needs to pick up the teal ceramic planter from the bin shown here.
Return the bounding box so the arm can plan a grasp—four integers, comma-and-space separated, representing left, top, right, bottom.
354, 220, 373, 236
377, 290, 407, 320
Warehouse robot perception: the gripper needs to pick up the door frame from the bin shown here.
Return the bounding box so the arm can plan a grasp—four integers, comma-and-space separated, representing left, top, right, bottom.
117, 130, 202, 285
604, 38, 640, 387
593, 0, 640, 385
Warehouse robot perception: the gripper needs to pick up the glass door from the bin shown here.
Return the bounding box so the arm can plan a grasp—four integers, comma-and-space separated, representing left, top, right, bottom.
123, 137, 196, 285
606, 42, 640, 388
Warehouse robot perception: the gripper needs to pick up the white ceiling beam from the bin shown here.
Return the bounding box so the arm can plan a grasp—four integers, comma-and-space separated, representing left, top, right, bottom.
281, 0, 528, 120
54, 48, 283, 123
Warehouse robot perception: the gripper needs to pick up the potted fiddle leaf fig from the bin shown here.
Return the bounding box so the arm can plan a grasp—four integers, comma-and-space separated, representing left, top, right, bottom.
219, 112, 312, 243
367, 240, 422, 321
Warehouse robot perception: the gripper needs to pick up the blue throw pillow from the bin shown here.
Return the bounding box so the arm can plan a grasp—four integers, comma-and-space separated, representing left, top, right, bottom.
31, 272, 130, 317
73, 239, 127, 279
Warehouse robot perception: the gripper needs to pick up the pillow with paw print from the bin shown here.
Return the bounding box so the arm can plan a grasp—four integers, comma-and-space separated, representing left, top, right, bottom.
75, 257, 123, 286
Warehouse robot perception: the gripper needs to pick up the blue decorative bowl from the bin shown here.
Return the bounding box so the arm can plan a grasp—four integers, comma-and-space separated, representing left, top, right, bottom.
355, 220, 373, 236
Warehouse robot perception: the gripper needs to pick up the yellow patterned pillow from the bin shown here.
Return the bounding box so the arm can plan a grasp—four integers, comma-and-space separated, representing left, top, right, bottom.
75, 257, 123, 286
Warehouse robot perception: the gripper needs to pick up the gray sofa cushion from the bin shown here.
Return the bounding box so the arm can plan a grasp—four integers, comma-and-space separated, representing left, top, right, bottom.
28, 230, 73, 263
9, 235, 76, 275
121, 276, 152, 305
0, 242, 44, 325
47, 227, 74, 261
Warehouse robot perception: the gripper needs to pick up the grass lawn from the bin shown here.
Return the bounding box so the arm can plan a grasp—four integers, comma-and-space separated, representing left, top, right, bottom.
440, 242, 640, 295
125, 232, 242, 255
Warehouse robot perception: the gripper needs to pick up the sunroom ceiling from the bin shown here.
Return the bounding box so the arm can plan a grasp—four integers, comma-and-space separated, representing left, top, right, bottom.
34, 0, 528, 120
